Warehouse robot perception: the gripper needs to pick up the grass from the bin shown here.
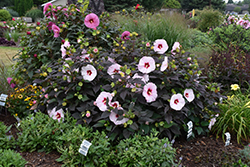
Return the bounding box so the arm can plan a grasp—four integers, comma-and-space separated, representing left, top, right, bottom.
0, 46, 20, 67
111, 12, 193, 49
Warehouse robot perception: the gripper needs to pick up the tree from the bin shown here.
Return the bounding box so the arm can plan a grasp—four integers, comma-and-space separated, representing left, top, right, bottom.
180, 0, 225, 12
141, 0, 165, 11
163, 0, 181, 9
0, 0, 14, 8
103, 0, 142, 12
14, 0, 33, 16
243, 0, 250, 4
234, 6, 241, 13
228, 0, 234, 4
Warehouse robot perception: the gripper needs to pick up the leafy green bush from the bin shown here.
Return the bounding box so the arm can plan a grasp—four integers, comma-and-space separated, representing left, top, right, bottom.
111, 10, 192, 49
0, 9, 11, 21
16, 112, 76, 152
6, 8, 19, 17
56, 125, 111, 167
209, 24, 250, 52
197, 8, 223, 32
25, 8, 43, 22
0, 149, 27, 167
0, 122, 15, 149
213, 84, 250, 143
113, 129, 180, 166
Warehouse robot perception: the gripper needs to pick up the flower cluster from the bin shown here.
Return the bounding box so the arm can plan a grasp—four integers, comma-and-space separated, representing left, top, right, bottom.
2, 19, 28, 33
6, 85, 42, 118
227, 14, 250, 29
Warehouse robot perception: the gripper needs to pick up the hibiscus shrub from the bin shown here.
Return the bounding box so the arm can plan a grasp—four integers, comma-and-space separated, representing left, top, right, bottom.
15, 1, 221, 141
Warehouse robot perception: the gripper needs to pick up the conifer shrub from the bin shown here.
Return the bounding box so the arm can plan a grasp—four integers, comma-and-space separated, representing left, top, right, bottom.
0, 9, 11, 21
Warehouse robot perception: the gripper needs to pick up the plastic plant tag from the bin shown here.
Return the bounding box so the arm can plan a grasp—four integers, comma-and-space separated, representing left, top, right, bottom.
79, 139, 92, 156
0, 94, 8, 98
0, 102, 5, 106
187, 121, 193, 139
225, 132, 231, 146
0, 96, 7, 102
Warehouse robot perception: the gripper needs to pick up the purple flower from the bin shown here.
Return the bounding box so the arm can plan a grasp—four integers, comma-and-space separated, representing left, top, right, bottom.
121, 31, 130, 40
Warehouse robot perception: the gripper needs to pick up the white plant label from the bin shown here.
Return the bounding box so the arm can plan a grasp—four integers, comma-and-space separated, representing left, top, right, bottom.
0, 102, 5, 107
1, 94, 8, 98
225, 132, 231, 146
78, 140, 92, 156
187, 121, 193, 139
0, 96, 7, 102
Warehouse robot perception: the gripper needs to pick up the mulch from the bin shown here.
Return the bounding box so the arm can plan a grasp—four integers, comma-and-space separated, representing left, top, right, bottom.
0, 108, 249, 167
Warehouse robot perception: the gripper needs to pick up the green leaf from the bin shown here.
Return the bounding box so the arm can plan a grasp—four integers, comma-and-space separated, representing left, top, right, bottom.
201, 121, 209, 126
195, 127, 203, 135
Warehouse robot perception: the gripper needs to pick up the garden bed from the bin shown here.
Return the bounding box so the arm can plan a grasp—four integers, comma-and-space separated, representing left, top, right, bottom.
0, 109, 248, 167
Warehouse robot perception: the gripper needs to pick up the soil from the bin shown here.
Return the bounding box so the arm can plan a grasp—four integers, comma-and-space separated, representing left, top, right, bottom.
0, 108, 249, 167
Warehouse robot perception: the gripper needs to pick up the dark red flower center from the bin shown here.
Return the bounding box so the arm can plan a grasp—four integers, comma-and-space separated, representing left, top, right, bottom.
112, 103, 118, 108
113, 69, 119, 73
102, 98, 107, 104
147, 88, 152, 95
174, 99, 179, 104
55, 113, 61, 119
87, 70, 92, 76
158, 44, 163, 49
144, 62, 150, 68
89, 19, 94, 23
116, 114, 119, 118
185, 93, 189, 98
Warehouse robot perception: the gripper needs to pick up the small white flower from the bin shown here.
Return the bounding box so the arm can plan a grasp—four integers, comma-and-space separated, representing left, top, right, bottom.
184, 89, 195, 102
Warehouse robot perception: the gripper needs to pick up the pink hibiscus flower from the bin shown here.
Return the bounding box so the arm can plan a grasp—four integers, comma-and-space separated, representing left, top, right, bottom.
107, 63, 121, 78
52, 24, 60, 38
7, 77, 16, 88
48, 107, 64, 122
138, 56, 155, 74
81, 64, 97, 81
109, 112, 129, 125
121, 31, 130, 40
153, 39, 168, 54
84, 13, 100, 29
160, 56, 168, 71
95, 92, 113, 111
184, 89, 195, 102
170, 93, 185, 111
142, 82, 158, 103
80, 54, 92, 62
43, 3, 53, 14
171, 42, 180, 55
47, 22, 55, 31
60, 40, 70, 58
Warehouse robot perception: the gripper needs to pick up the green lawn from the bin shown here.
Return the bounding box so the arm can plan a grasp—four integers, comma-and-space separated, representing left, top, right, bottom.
0, 46, 20, 66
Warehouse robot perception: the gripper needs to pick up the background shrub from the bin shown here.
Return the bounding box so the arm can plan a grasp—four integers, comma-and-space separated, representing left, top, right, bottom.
25, 8, 43, 22
0, 9, 11, 21
0, 149, 27, 167
209, 24, 250, 52
205, 44, 250, 91
197, 8, 223, 32
6, 8, 19, 17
